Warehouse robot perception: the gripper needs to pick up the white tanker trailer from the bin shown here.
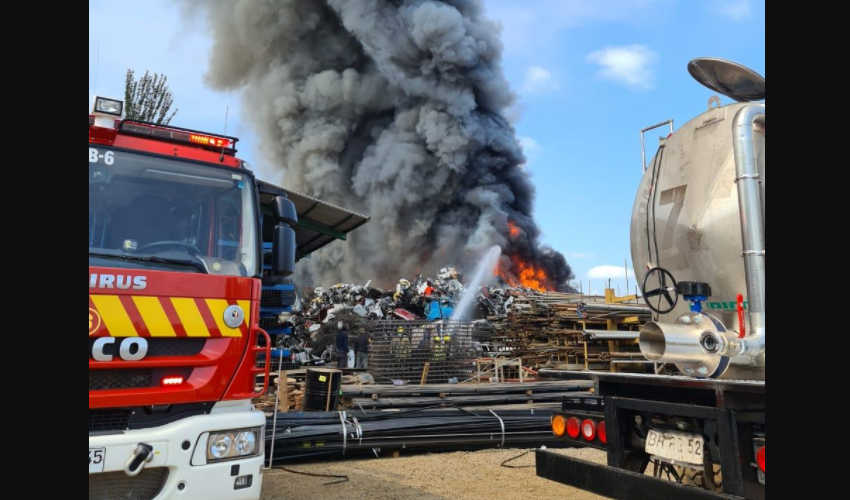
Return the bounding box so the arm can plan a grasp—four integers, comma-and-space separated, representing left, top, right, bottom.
536, 58, 766, 499
631, 58, 765, 381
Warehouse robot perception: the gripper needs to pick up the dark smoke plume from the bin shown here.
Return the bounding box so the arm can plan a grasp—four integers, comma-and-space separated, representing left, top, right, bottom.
181, 0, 574, 290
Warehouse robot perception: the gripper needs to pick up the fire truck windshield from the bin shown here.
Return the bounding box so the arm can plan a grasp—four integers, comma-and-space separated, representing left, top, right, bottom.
89, 146, 259, 277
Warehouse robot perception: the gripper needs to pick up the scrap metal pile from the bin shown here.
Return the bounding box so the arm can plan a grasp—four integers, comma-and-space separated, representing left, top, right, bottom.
269, 265, 651, 374
271, 267, 479, 366
304, 268, 463, 323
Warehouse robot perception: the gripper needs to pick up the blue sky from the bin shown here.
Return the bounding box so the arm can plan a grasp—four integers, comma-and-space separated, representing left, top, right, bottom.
89, 0, 764, 295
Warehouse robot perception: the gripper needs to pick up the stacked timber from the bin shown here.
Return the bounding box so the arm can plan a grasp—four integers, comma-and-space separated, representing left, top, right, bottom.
262, 373, 305, 412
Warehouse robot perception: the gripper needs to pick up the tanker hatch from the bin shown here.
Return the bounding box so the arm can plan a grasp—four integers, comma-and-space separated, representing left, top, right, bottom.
687, 57, 765, 102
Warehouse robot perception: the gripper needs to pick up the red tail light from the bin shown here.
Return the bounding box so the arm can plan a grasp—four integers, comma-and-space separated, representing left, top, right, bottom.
597, 421, 607, 444
756, 446, 765, 472
566, 417, 581, 438
581, 419, 597, 441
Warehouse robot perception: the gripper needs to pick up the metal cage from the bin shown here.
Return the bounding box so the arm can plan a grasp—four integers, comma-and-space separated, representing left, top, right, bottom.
366, 320, 483, 384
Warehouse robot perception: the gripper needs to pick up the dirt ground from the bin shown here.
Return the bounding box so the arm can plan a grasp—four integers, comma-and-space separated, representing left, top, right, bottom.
260, 447, 610, 500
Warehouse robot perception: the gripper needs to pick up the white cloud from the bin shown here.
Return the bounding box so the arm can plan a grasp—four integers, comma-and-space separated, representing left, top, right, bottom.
712, 0, 751, 22
587, 45, 658, 90
587, 265, 636, 280
521, 66, 560, 94
483, 1, 670, 57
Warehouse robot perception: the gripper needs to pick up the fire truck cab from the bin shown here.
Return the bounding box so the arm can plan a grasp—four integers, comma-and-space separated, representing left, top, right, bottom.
89, 96, 295, 499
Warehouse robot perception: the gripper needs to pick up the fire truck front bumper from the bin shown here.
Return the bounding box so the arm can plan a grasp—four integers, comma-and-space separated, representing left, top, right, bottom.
89, 401, 265, 500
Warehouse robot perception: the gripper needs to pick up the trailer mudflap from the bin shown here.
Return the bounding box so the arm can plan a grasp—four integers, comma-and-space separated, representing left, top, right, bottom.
535, 449, 745, 500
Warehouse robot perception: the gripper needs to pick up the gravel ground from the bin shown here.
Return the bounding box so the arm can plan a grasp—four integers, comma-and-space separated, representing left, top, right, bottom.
260, 447, 610, 500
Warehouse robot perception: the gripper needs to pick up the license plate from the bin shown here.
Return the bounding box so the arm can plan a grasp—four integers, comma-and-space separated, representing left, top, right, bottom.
645, 429, 703, 465
89, 447, 106, 473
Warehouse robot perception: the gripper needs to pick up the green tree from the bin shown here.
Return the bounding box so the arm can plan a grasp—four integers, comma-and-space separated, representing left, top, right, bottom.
124, 69, 178, 125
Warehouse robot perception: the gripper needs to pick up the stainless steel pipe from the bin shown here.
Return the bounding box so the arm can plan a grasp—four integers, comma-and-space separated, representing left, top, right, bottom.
639, 313, 742, 378
579, 303, 651, 314
732, 104, 766, 365
583, 329, 640, 340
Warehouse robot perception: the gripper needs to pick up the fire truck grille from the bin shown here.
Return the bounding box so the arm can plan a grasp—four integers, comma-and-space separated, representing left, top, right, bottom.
89, 408, 132, 433
90, 369, 152, 391
89, 467, 168, 500
90, 402, 213, 433
90, 367, 193, 392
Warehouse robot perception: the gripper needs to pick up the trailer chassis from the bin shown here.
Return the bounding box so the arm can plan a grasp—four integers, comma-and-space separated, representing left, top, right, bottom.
535, 371, 765, 500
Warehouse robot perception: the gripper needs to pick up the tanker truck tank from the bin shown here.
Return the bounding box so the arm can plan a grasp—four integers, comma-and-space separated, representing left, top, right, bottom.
630, 58, 765, 379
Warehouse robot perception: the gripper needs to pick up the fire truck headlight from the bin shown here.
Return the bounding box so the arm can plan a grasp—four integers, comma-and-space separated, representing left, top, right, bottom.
208, 433, 233, 460
207, 427, 261, 461
93, 96, 124, 117
234, 431, 257, 455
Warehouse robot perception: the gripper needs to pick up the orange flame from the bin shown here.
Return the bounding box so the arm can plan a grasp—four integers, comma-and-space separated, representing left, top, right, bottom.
507, 220, 520, 239
493, 254, 552, 292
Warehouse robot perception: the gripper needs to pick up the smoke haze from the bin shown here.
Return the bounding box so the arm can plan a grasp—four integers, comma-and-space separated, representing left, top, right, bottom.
181, 0, 574, 290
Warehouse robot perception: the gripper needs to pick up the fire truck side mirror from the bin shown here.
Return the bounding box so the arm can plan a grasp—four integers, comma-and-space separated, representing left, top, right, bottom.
274, 196, 298, 226
272, 223, 296, 276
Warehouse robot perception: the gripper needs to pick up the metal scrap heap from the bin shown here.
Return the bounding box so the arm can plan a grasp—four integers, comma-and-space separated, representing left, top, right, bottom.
269, 267, 652, 375
272, 267, 468, 365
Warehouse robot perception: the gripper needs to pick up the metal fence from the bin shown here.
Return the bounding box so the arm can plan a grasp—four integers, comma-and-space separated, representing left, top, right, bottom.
367, 320, 482, 384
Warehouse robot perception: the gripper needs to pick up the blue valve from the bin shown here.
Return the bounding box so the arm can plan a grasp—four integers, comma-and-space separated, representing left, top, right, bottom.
676, 282, 712, 314
684, 295, 707, 313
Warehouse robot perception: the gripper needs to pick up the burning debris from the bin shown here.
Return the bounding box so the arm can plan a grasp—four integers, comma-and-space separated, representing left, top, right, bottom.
183, 0, 575, 291
267, 264, 561, 368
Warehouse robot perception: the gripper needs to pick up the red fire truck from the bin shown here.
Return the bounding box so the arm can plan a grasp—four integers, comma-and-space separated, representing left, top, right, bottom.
89, 96, 297, 499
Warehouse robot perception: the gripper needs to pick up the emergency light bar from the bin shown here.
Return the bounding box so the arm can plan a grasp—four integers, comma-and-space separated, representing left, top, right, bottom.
119, 120, 238, 154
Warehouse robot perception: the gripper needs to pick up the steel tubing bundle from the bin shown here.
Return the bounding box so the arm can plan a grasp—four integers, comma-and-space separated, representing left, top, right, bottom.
536, 368, 593, 380
264, 407, 569, 464
351, 391, 588, 409
582, 329, 640, 340
576, 303, 651, 321
579, 303, 649, 314
341, 380, 593, 398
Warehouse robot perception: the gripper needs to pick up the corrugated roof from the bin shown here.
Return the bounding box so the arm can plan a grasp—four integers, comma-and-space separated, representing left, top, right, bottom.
257, 180, 369, 260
